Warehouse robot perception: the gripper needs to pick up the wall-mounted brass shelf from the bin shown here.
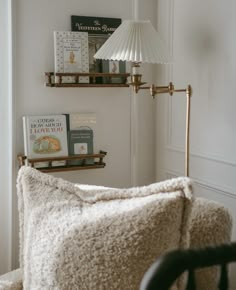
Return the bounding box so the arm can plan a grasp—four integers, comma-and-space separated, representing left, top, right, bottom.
17, 151, 107, 173
45, 72, 130, 87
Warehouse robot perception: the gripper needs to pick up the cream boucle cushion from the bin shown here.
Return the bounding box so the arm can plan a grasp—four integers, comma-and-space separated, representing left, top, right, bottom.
188, 198, 232, 290
17, 166, 193, 290
0, 269, 22, 290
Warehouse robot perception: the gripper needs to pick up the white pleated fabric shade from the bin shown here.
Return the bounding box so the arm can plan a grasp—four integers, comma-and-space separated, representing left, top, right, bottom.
94, 20, 171, 64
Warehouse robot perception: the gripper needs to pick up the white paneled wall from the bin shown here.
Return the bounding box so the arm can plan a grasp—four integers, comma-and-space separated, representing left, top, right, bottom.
8, 0, 156, 271
156, 0, 236, 284
156, 0, 236, 230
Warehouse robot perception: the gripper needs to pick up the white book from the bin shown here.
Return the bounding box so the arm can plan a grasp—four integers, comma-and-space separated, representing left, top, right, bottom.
23, 114, 68, 168
69, 113, 96, 130
54, 31, 89, 83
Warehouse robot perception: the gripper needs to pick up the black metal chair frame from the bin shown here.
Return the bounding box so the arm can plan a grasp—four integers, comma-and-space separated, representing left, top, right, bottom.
140, 242, 236, 290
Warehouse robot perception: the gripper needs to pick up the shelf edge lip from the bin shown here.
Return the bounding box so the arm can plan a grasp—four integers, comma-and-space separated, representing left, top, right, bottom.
18, 153, 107, 162
46, 84, 130, 88
40, 164, 106, 173
17, 153, 107, 172
45, 72, 130, 77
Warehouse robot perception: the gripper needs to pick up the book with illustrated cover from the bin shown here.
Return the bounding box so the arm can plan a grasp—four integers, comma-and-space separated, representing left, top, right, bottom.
71, 15, 122, 80
54, 31, 89, 83
102, 60, 126, 84
65, 112, 96, 165
68, 129, 94, 165
23, 114, 68, 168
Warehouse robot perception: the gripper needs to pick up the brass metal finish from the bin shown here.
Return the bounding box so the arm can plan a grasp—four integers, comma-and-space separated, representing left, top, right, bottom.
129, 74, 146, 93
129, 72, 192, 177
185, 85, 192, 177
152, 83, 192, 177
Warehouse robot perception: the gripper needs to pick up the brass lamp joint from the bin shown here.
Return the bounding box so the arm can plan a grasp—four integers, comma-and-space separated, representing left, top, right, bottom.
129, 62, 146, 93
150, 83, 174, 98
150, 82, 192, 98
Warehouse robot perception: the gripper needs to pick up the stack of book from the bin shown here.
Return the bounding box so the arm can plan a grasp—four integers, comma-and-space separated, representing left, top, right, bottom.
54, 15, 125, 84
23, 113, 96, 168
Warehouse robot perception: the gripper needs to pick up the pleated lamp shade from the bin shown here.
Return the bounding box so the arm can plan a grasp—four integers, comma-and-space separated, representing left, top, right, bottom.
94, 20, 171, 64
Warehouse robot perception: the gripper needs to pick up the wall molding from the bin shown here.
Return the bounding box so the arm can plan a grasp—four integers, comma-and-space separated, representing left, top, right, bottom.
163, 0, 236, 169
164, 169, 236, 199
166, 144, 236, 168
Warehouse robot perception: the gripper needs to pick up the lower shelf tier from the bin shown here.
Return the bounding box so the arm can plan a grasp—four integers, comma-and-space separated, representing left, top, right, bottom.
17, 151, 107, 173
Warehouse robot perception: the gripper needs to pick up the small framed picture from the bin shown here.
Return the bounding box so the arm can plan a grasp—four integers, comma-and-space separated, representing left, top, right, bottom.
74, 143, 88, 155
102, 60, 126, 84
109, 60, 120, 73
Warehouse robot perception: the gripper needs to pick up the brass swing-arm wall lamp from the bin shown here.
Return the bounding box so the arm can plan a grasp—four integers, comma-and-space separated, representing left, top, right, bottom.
130, 62, 192, 98
94, 19, 192, 177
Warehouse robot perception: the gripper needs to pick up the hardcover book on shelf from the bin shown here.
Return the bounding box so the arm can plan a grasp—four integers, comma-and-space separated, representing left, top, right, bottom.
65, 112, 96, 165
68, 112, 96, 130
68, 129, 94, 166
102, 60, 126, 84
71, 15, 122, 81
23, 114, 68, 168
54, 31, 89, 83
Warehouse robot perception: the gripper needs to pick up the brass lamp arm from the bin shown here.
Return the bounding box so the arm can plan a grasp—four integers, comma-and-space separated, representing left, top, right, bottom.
150, 83, 192, 177
131, 80, 192, 177
148, 82, 192, 98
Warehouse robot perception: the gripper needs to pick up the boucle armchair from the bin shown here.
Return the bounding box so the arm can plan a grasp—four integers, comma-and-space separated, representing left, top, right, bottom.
0, 167, 232, 290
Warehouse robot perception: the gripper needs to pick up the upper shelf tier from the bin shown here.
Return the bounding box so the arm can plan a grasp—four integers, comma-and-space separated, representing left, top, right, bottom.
45, 72, 130, 88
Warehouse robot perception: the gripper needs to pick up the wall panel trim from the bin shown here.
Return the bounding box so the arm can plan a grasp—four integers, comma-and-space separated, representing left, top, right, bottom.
166, 145, 236, 168
164, 169, 236, 199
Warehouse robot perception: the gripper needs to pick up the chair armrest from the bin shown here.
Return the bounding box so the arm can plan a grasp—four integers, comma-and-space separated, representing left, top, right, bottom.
188, 197, 232, 290
189, 198, 232, 247
0, 268, 22, 290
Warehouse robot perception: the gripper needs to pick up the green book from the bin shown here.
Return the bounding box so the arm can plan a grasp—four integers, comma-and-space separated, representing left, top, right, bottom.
68, 129, 94, 165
